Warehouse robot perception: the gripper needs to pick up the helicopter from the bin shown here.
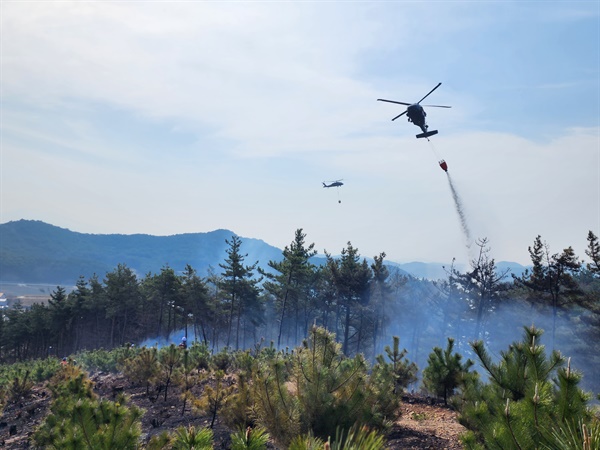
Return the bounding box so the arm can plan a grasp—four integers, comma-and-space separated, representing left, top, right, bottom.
322, 180, 343, 188
377, 82, 451, 139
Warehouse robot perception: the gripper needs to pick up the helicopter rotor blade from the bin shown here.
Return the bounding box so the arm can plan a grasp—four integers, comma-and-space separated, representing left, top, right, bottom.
422, 104, 452, 108
417, 82, 442, 104
391, 111, 407, 121
377, 99, 412, 106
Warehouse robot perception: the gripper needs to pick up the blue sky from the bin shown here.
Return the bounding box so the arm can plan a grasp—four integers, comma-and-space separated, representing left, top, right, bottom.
1, 1, 598, 266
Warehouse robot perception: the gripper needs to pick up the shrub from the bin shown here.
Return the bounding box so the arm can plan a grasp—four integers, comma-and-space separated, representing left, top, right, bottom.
33, 365, 143, 449
422, 337, 473, 405
458, 325, 597, 450
230, 425, 269, 450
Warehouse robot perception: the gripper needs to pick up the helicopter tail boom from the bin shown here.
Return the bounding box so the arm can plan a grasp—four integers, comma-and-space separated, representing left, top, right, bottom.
416, 130, 438, 139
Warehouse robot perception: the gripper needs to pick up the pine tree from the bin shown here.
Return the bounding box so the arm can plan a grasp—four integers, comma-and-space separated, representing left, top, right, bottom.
585, 231, 600, 276
261, 228, 317, 348
33, 365, 143, 449
326, 242, 372, 355
513, 236, 583, 348
122, 346, 159, 396
459, 326, 595, 450
193, 369, 236, 428
422, 337, 473, 405
219, 236, 262, 350
452, 238, 509, 339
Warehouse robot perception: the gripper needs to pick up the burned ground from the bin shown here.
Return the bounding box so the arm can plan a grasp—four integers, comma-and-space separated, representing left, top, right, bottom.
0, 372, 465, 449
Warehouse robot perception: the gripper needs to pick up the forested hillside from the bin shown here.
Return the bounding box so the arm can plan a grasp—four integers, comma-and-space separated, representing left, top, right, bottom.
0, 220, 283, 283
0, 220, 529, 284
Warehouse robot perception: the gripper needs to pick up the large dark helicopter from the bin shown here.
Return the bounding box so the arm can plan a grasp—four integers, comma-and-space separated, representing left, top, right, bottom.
378, 82, 451, 139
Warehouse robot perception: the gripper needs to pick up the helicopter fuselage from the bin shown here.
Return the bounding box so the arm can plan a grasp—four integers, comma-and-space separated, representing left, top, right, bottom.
406, 104, 428, 133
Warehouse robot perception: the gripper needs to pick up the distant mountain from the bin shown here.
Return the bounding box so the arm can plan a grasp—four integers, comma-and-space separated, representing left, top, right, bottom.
0, 220, 529, 284
393, 260, 529, 281
0, 220, 284, 284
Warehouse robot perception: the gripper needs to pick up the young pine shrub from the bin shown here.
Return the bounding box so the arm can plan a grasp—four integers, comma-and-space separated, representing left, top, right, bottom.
288, 426, 386, 450
367, 335, 418, 427
193, 369, 236, 429
7, 369, 34, 404
230, 425, 270, 450
458, 325, 596, 450
329, 425, 386, 450
122, 346, 160, 396
76, 348, 123, 373
157, 344, 182, 401
544, 418, 600, 450
287, 433, 325, 450
222, 370, 255, 429
422, 337, 473, 405
294, 326, 372, 439
380, 335, 418, 393
188, 341, 211, 372
212, 346, 234, 372
33, 366, 143, 449
249, 355, 301, 445
171, 425, 214, 450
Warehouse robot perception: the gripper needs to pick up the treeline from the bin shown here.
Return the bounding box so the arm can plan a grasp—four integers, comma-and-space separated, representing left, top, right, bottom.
1, 229, 599, 389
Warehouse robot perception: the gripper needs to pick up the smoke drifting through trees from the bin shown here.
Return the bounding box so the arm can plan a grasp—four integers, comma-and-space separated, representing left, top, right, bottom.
446, 172, 472, 248
1, 229, 599, 395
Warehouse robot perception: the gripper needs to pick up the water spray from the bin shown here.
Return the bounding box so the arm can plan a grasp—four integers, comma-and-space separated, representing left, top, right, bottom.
426, 139, 471, 251
446, 172, 472, 249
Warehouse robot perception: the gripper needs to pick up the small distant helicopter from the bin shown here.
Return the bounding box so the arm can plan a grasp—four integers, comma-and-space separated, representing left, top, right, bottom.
322, 180, 343, 188
323, 180, 343, 203
378, 82, 451, 139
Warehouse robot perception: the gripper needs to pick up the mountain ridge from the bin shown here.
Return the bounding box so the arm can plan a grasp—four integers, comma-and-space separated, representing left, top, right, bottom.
0, 219, 529, 284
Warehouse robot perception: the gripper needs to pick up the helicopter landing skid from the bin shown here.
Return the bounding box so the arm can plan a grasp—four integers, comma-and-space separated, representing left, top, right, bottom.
416, 130, 438, 139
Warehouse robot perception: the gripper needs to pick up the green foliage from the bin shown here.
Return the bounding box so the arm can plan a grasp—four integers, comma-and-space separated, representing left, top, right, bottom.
188, 341, 211, 371
194, 369, 236, 428
157, 344, 182, 401
212, 347, 234, 372
122, 346, 159, 395
171, 425, 214, 449
329, 425, 386, 450
250, 326, 396, 447
250, 353, 300, 445
230, 425, 270, 450
422, 337, 473, 405
222, 371, 255, 429
542, 418, 600, 450
76, 346, 137, 373
367, 336, 417, 428
288, 425, 386, 450
373, 335, 418, 394
294, 326, 371, 438
0, 357, 61, 389
33, 365, 143, 449
458, 325, 596, 450
288, 433, 325, 450
145, 431, 172, 450
0, 358, 61, 412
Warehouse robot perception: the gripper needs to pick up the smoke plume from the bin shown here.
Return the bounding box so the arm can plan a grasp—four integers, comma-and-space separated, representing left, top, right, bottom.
446, 172, 472, 248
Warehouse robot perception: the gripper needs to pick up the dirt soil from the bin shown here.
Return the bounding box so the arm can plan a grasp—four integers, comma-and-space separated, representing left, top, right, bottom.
0, 373, 465, 449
